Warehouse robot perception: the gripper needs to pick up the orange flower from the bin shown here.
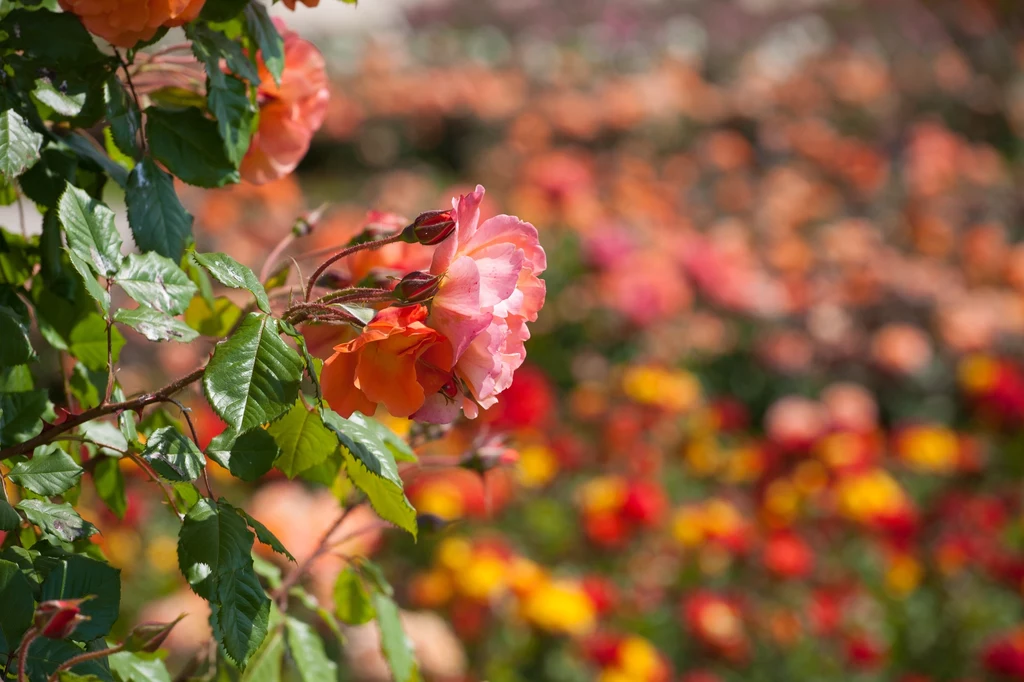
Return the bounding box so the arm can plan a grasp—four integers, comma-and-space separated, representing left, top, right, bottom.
321, 305, 453, 418
281, 0, 318, 8
240, 21, 329, 184
59, 0, 205, 47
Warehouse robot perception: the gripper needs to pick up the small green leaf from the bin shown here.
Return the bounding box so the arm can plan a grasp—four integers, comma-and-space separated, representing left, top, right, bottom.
0, 390, 53, 448
32, 79, 86, 117
104, 127, 136, 170
200, 0, 252, 22
93, 457, 127, 519
40, 555, 121, 641
279, 321, 320, 401
192, 252, 271, 313
184, 295, 243, 337
236, 507, 294, 561
189, 23, 260, 85
67, 249, 111, 315
0, 304, 35, 366
285, 617, 337, 682
22, 639, 111, 682
0, 109, 43, 180
141, 426, 205, 482
62, 130, 129, 188
321, 408, 417, 537
146, 107, 240, 188
125, 156, 194, 262
203, 314, 303, 432
108, 650, 171, 682
0, 500, 20, 532
372, 592, 418, 682
115, 252, 197, 315
104, 77, 141, 159
239, 625, 283, 682
17, 499, 98, 543
267, 402, 338, 479
208, 427, 279, 481
333, 568, 374, 625
0, 559, 33, 654
207, 74, 254, 166
58, 183, 123, 277
244, 3, 284, 84
9, 443, 84, 496
80, 420, 129, 456
114, 306, 200, 343
69, 313, 125, 372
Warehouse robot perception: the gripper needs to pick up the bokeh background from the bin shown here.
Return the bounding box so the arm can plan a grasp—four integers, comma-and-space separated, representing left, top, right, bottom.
74, 0, 1024, 680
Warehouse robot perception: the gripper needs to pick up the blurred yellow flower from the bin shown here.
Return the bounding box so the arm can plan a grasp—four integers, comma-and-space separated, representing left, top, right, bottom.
516, 444, 559, 488
519, 579, 596, 636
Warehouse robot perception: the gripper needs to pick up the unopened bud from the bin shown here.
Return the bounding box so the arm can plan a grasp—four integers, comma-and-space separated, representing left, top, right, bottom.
124, 615, 185, 653
34, 599, 91, 639
393, 271, 442, 304
401, 210, 456, 246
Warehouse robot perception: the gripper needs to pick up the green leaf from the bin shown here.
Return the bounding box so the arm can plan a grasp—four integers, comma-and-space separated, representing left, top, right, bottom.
62, 131, 129, 188
67, 250, 111, 315
235, 508, 294, 561
40, 555, 121, 640
212, 574, 271, 667
33, 78, 87, 117
104, 77, 141, 159
69, 314, 125, 372
0, 109, 43, 180
115, 252, 197, 315
17, 499, 98, 543
372, 592, 418, 682
1, 9, 108, 69
203, 313, 303, 432
79, 420, 129, 456
104, 127, 136, 171
189, 23, 260, 85
285, 617, 337, 682
93, 457, 127, 519
207, 74, 254, 166
333, 568, 374, 625
23, 638, 112, 682
185, 295, 243, 337
145, 107, 240, 188
192, 252, 271, 314
208, 427, 279, 481
114, 306, 200, 343
0, 390, 53, 447
9, 443, 84, 496
69, 363, 102, 410
279, 321, 320, 401
0, 304, 35, 366
243, 2, 284, 84
200, 0, 251, 22
125, 156, 194, 262
321, 408, 417, 537
0, 500, 20, 531
58, 183, 123, 277
0, 228, 36, 286
141, 426, 205, 482
239, 626, 283, 682
0, 559, 34, 654
108, 651, 170, 682
267, 402, 338, 479
353, 413, 416, 463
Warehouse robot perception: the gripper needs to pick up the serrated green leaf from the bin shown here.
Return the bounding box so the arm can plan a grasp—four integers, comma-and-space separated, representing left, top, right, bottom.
285, 617, 337, 682
0, 390, 53, 447
203, 313, 303, 432
354, 413, 416, 463
239, 625, 283, 682
93, 457, 127, 519
9, 443, 83, 496
0, 109, 43, 180
104, 77, 141, 159
185, 295, 243, 337
58, 183, 123, 277
103, 127, 135, 171
141, 426, 205, 482
146, 107, 240, 188
67, 249, 111, 315
211, 571, 270, 668
125, 156, 194, 262
33, 78, 86, 117
207, 73, 254, 166
23, 638, 112, 682
0, 559, 33, 653
236, 508, 294, 561
40, 555, 121, 640
199, 0, 251, 23
115, 252, 197, 315
372, 592, 418, 682
0, 500, 20, 532
1, 9, 109, 69
0, 303, 35, 366
189, 23, 260, 85
80, 420, 129, 456
244, 3, 283, 84
114, 306, 200, 343
279, 321, 320, 401
208, 427, 279, 481
333, 568, 374, 625
107, 651, 170, 682
17, 499, 98, 543
321, 408, 417, 537
192, 252, 270, 313
69, 314, 125, 372
267, 402, 338, 478
62, 131, 128, 188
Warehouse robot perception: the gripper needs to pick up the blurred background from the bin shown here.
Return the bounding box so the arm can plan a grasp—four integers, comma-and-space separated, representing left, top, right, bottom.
80, 0, 1024, 680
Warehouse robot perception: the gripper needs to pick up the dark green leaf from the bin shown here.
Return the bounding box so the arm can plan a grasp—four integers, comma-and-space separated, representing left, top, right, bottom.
321, 408, 417, 537
267, 402, 338, 478
372, 592, 418, 682
208, 427, 279, 481
0, 390, 53, 447
1, 9, 108, 69
9, 443, 84, 496
184, 295, 243, 337
58, 183, 123, 277
279, 321, 320, 401
114, 252, 196, 315
285, 617, 337, 682
0, 109, 43, 179
125, 157, 194, 262
145, 107, 240, 188
238, 624, 283, 682
192, 252, 270, 313
21, 148, 77, 210
67, 249, 111, 315
69, 363, 103, 410
0, 500, 20, 531
236, 507, 294, 561
107, 651, 170, 682
23, 638, 112, 682
333, 568, 374, 625
40, 555, 121, 640
104, 77, 141, 159
200, 0, 251, 22
141, 426, 205, 482
0, 228, 37, 286
177, 498, 254, 599
203, 313, 303, 432
189, 23, 260, 85
0, 303, 35, 366
17, 500, 98, 543
61, 131, 128, 188
212, 567, 271, 668
93, 457, 127, 519
0, 559, 33, 654
243, 3, 283, 84
114, 306, 200, 343
207, 74, 254, 166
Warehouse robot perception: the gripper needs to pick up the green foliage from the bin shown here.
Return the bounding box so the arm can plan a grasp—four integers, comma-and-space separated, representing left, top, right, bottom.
141, 426, 206, 482
334, 568, 375, 625
115, 252, 197, 315
59, 183, 123, 277
40, 555, 121, 640
8, 443, 84, 495
114, 306, 200, 343
267, 401, 338, 479
17, 500, 98, 543
372, 591, 419, 682
0, 109, 43, 180
146, 107, 240, 188
192, 252, 271, 313
285, 617, 338, 681
208, 427, 279, 482
125, 157, 194, 261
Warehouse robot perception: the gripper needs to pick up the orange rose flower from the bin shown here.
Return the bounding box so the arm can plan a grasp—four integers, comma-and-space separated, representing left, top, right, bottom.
321, 305, 454, 418
240, 21, 329, 184
281, 0, 319, 8
59, 0, 205, 47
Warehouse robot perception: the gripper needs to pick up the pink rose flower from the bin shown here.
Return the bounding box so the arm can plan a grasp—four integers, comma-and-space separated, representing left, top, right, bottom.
414, 185, 546, 422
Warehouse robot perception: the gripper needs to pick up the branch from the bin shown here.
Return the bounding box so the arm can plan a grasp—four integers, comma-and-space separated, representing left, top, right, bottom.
272, 505, 356, 609
303, 232, 404, 302
46, 643, 124, 682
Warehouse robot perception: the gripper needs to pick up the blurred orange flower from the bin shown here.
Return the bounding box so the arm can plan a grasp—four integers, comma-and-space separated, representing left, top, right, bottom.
60, 0, 205, 47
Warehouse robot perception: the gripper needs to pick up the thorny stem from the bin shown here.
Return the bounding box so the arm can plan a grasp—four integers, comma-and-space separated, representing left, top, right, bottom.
315, 287, 391, 305
303, 233, 405, 302
272, 505, 357, 609
46, 643, 125, 682
16, 629, 38, 682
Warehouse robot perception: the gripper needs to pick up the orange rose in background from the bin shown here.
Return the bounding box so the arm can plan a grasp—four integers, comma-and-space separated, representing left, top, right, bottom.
240, 20, 329, 184
59, 0, 205, 47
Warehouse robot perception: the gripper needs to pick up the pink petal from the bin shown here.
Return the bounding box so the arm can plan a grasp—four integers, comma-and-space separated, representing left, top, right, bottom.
412, 392, 462, 424
429, 256, 491, 360
464, 214, 546, 274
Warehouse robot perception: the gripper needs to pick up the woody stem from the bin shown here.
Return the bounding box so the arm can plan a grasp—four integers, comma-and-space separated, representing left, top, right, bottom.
303, 233, 405, 302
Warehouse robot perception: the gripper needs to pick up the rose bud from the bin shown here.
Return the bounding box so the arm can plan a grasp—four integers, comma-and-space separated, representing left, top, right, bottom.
124, 615, 185, 653
34, 599, 91, 639
393, 271, 443, 304
400, 209, 456, 246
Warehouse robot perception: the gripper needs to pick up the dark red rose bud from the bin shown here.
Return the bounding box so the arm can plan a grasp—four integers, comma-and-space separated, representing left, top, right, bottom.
440, 377, 460, 400
401, 209, 456, 245
124, 615, 185, 653
394, 271, 442, 304
34, 599, 91, 639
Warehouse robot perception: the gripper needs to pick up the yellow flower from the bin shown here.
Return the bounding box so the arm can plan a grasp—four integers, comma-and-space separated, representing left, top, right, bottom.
579, 476, 627, 515
898, 426, 958, 474
415, 481, 465, 521
959, 354, 999, 394
519, 579, 596, 636
455, 551, 508, 601
886, 553, 922, 596
516, 444, 559, 488
618, 636, 662, 678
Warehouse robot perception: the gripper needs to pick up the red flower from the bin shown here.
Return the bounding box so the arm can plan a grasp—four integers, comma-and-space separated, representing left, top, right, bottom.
763, 532, 815, 579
